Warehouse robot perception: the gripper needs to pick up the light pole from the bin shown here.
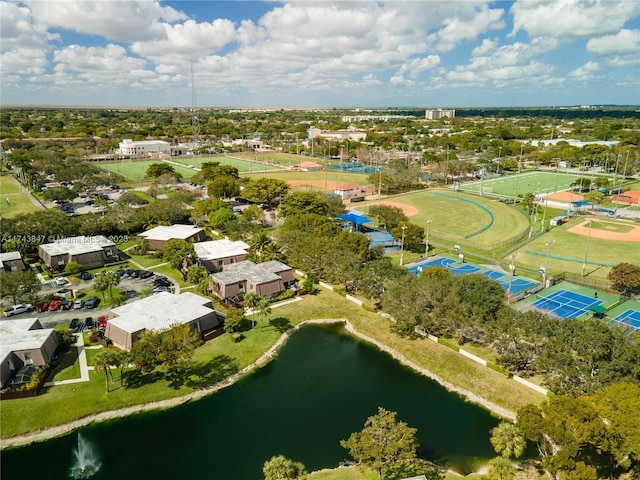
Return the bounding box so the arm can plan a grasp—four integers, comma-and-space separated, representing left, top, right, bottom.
400, 225, 407, 266
508, 253, 517, 295
544, 239, 555, 286
582, 220, 593, 277
541, 188, 550, 233
425, 218, 432, 254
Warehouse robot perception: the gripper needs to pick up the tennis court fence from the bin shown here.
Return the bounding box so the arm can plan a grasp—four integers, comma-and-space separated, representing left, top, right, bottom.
430, 224, 531, 253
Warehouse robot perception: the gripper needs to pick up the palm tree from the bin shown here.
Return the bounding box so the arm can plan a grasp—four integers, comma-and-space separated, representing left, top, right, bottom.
256, 296, 272, 332
243, 292, 259, 329
115, 350, 130, 387
263, 454, 307, 480
93, 351, 113, 393
490, 421, 526, 459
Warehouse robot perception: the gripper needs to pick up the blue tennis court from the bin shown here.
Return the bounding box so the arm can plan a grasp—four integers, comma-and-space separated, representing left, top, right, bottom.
531, 289, 603, 319
407, 257, 454, 275
408, 258, 538, 294
611, 309, 640, 330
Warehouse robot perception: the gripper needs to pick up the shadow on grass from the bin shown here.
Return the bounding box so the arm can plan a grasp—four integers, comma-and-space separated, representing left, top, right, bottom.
48, 348, 79, 382
165, 354, 240, 390
123, 369, 165, 389
267, 316, 292, 333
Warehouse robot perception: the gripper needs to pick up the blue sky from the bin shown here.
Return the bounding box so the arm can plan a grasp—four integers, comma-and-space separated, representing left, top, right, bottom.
1, 0, 639, 108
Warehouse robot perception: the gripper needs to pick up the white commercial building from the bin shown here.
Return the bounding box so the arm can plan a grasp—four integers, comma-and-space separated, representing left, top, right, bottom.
118, 139, 171, 156
425, 109, 456, 120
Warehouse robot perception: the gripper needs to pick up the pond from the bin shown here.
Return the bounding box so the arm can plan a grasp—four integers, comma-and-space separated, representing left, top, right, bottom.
1, 324, 501, 479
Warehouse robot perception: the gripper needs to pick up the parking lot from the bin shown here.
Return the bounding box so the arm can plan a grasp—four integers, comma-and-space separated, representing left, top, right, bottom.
2, 272, 176, 329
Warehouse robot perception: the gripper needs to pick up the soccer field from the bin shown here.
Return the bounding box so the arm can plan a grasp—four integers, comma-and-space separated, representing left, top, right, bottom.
459, 171, 583, 197
99, 160, 198, 183
169, 155, 286, 174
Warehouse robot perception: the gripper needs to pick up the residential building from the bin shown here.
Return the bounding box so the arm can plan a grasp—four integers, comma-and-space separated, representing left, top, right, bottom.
0, 318, 58, 388
425, 109, 456, 120
105, 292, 220, 350
118, 139, 171, 157
209, 260, 296, 303
0, 251, 27, 274
194, 239, 249, 273
38, 236, 117, 272
137, 224, 206, 251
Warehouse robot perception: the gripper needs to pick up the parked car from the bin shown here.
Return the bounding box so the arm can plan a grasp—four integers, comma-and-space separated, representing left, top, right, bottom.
84, 317, 95, 329
115, 269, 125, 277
153, 277, 171, 287
54, 276, 68, 286
97, 316, 108, 328
48, 300, 62, 311
139, 270, 153, 279
83, 296, 99, 309
80, 271, 92, 281
36, 301, 50, 313
69, 318, 80, 332
4, 304, 34, 317
73, 299, 84, 310
60, 299, 71, 310
128, 269, 141, 278
153, 286, 172, 294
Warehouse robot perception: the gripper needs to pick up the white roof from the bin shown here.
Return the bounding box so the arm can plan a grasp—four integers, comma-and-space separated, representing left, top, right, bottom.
39, 235, 115, 256
120, 139, 170, 146
194, 239, 249, 261
0, 251, 22, 262
139, 225, 204, 242
0, 318, 53, 363
109, 292, 213, 334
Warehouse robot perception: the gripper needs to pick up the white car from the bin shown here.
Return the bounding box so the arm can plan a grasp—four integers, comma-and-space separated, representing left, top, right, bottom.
4, 304, 34, 317
54, 277, 68, 286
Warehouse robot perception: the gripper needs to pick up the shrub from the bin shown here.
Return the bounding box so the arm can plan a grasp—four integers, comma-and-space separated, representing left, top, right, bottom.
276, 289, 295, 301
437, 337, 460, 352
487, 361, 513, 378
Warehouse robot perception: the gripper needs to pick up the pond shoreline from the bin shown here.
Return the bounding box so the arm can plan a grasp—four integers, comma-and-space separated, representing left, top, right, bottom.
1, 318, 515, 450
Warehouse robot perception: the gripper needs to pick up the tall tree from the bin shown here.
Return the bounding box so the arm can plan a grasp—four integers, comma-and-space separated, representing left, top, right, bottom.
340, 407, 419, 480
0, 270, 41, 304
487, 457, 516, 480
241, 178, 290, 206
608, 262, 640, 294
278, 191, 329, 218
163, 239, 196, 281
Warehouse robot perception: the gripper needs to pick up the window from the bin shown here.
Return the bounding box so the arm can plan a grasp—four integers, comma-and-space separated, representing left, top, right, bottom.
105, 248, 113, 257
238, 282, 244, 291
24, 353, 33, 365
218, 260, 223, 266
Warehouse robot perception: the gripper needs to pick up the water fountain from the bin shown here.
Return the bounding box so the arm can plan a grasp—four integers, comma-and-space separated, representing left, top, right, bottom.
70, 434, 101, 478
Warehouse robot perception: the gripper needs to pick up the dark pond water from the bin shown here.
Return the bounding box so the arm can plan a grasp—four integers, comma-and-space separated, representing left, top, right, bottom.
2, 324, 502, 479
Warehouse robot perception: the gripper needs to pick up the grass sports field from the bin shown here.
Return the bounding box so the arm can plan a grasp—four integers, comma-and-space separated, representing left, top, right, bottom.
0, 174, 41, 218
506, 215, 640, 282
169, 154, 286, 174
458, 171, 583, 197
99, 160, 197, 183
357, 190, 531, 251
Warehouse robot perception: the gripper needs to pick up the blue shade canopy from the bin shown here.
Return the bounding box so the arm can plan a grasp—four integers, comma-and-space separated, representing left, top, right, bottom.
337, 214, 373, 226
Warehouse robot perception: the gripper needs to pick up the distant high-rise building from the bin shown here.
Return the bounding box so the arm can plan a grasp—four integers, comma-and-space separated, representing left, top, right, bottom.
425, 109, 455, 120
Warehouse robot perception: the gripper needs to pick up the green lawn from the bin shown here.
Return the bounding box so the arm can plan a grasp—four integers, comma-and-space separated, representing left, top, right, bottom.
0, 174, 41, 218
0, 289, 545, 439
48, 348, 80, 382
356, 189, 531, 251
98, 160, 197, 184
508, 216, 640, 282
170, 154, 286, 173
459, 171, 583, 196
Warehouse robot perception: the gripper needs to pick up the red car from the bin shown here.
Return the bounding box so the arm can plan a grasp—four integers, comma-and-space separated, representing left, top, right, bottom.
48, 300, 62, 311
36, 302, 50, 313
97, 316, 108, 328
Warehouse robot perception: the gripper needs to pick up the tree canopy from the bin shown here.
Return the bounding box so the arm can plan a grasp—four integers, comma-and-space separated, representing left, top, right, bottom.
340, 407, 419, 480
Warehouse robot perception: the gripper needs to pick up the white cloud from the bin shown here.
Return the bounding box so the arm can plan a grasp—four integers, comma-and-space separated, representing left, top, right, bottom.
568, 61, 600, 78
54, 44, 147, 73
510, 0, 640, 39
435, 5, 504, 52
472, 38, 498, 56
23, 0, 188, 42
587, 29, 640, 55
